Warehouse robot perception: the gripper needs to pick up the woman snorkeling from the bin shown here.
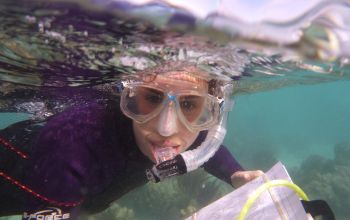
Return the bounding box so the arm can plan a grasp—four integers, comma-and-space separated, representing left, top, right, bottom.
0, 61, 263, 219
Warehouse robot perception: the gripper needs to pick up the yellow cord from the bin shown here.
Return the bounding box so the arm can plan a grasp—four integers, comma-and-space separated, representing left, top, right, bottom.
237, 179, 309, 220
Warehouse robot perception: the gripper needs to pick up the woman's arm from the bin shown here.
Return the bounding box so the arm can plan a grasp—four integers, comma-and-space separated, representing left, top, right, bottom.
203, 145, 263, 187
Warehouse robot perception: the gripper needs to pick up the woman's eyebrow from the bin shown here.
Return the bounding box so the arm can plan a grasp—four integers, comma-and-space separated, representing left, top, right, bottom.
182, 95, 202, 99
143, 88, 163, 94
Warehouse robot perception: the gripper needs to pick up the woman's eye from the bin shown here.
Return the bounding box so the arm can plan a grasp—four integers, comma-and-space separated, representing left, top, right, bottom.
180, 95, 205, 119
145, 93, 163, 105
138, 87, 164, 105
180, 100, 197, 112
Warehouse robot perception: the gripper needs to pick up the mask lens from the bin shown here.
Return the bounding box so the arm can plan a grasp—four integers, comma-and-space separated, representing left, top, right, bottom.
179, 94, 218, 129
179, 95, 205, 122
124, 86, 165, 116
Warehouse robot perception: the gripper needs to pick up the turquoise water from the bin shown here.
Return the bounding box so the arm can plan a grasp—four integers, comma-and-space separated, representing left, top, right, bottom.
227, 81, 350, 169
0, 113, 29, 130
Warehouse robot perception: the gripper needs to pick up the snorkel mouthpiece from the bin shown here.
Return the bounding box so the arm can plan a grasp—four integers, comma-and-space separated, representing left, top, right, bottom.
154, 147, 177, 164
146, 154, 187, 182
147, 145, 182, 183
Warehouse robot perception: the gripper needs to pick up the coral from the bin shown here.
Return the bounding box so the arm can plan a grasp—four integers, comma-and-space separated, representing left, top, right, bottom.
334, 142, 350, 166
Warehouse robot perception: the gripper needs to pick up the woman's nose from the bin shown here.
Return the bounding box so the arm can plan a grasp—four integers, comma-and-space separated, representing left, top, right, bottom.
157, 101, 178, 137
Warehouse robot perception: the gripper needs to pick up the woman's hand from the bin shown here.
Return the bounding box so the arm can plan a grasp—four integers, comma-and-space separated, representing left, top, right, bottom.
230, 170, 264, 188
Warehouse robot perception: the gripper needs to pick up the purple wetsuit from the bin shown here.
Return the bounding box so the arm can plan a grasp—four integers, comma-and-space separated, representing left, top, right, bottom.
0, 99, 243, 219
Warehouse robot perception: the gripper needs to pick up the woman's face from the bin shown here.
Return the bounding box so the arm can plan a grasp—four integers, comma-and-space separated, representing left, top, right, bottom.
132, 72, 208, 163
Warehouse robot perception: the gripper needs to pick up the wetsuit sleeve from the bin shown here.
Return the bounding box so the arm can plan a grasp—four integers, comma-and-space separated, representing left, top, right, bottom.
24, 101, 120, 219
203, 145, 244, 185
23, 108, 94, 219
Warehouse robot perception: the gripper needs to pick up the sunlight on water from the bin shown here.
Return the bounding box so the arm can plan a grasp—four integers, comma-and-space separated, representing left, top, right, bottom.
0, 0, 350, 219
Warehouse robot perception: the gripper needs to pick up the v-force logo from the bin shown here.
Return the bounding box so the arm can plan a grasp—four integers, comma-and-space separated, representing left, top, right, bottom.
23, 207, 70, 220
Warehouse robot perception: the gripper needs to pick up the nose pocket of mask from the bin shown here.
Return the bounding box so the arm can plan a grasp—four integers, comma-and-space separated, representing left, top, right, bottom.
157, 101, 178, 136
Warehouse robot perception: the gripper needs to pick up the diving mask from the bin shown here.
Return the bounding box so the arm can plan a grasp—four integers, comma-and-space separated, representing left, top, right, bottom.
120, 82, 220, 133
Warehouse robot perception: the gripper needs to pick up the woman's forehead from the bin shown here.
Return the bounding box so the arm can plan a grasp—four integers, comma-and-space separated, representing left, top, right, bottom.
149, 71, 208, 91
163, 71, 205, 82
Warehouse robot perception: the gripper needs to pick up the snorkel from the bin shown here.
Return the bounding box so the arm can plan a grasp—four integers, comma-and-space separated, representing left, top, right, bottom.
146, 80, 234, 182
181, 82, 234, 172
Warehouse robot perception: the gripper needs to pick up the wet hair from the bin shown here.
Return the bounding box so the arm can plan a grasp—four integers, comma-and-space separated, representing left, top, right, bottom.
208, 79, 223, 98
